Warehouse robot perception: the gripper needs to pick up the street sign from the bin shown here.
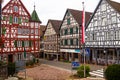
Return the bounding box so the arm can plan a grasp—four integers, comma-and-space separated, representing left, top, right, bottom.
72, 61, 80, 69
85, 48, 90, 57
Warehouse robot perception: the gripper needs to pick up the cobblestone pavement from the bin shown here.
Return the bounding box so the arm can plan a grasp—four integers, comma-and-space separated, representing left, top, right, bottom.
18, 64, 71, 80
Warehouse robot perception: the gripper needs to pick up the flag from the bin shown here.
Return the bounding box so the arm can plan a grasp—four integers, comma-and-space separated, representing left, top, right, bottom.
81, 2, 85, 44
24, 47, 26, 59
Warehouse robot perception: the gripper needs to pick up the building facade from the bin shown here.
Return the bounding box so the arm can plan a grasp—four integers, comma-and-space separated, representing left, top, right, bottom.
60, 9, 92, 62
0, 0, 41, 62
39, 25, 46, 58
44, 19, 62, 61
86, 0, 120, 65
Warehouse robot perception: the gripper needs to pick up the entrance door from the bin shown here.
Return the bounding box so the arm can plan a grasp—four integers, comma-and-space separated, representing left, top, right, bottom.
8, 54, 13, 62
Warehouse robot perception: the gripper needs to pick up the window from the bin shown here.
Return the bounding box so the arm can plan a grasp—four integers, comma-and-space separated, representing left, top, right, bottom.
68, 28, 70, 34
35, 29, 38, 34
14, 6, 18, 12
102, 18, 107, 26
18, 28, 21, 34
31, 29, 34, 34
67, 18, 70, 25
68, 39, 70, 45
14, 16, 18, 23
111, 16, 117, 23
73, 39, 76, 45
17, 41, 22, 47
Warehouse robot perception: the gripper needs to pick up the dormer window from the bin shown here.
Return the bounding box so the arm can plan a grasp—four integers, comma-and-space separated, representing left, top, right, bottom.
14, 6, 18, 12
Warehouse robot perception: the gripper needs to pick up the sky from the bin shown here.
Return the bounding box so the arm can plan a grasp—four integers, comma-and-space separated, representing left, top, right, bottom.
2, 0, 120, 25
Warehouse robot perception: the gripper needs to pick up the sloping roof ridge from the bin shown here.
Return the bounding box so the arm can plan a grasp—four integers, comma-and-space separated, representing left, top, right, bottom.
106, 0, 120, 13
2, 0, 31, 17
48, 19, 62, 34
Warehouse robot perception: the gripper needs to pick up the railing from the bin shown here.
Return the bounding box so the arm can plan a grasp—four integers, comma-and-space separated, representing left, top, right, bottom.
0, 65, 7, 80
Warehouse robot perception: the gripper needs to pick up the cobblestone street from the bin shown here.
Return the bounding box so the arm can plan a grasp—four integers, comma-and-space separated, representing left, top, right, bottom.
18, 64, 71, 80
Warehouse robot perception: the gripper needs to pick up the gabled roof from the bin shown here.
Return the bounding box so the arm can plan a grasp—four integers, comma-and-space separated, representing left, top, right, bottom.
68, 9, 92, 25
30, 10, 41, 23
86, 0, 120, 29
2, 0, 30, 17
40, 25, 46, 37
46, 19, 62, 34
107, 0, 120, 13
60, 8, 92, 30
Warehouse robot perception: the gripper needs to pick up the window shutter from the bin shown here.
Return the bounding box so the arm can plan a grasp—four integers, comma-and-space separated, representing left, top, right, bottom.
65, 29, 68, 35
2, 27, 6, 35
76, 27, 78, 34
3, 16, 6, 20
14, 40, 17, 47
67, 18, 70, 25
70, 39, 73, 45
65, 39, 68, 45
18, 18, 21, 24
9, 15, 13, 23
76, 39, 78, 45
22, 41, 24, 47
70, 28, 73, 34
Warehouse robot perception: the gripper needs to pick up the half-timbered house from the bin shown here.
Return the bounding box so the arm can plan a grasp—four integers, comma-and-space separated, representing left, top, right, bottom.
0, 0, 41, 62
86, 0, 120, 65
44, 19, 62, 61
60, 9, 92, 62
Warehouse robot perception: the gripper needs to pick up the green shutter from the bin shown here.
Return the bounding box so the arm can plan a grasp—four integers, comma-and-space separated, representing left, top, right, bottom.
65, 39, 68, 45
76, 27, 78, 34
70, 39, 73, 45
2, 27, 6, 35
76, 39, 78, 45
3, 16, 6, 20
14, 40, 17, 47
70, 28, 73, 34
18, 18, 21, 24
65, 29, 68, 35
22, 41, 24, 47
67, 18, 70, 25
9, 15, 12, 23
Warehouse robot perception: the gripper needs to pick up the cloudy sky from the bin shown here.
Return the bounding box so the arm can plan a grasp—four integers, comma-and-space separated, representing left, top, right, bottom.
2, 0, 120, 25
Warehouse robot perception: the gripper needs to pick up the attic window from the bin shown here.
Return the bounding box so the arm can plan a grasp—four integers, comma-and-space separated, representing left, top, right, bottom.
67, 18, 70, 25
14, 6, 18, 12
